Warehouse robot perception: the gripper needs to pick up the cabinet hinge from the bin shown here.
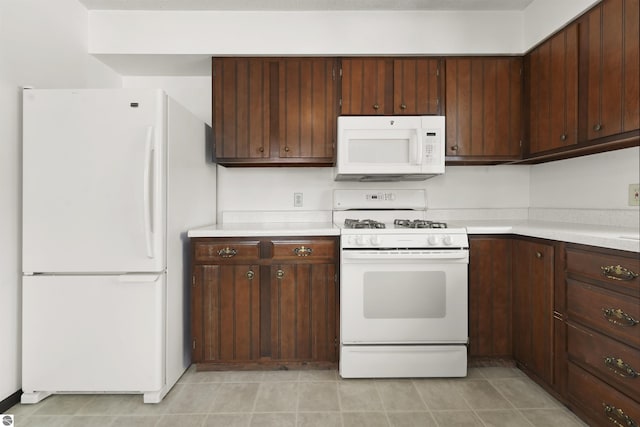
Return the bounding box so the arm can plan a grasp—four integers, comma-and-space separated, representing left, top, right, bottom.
436, 98, 439, 106
192, 340, 196, 350
519, 140, 523, 147
192, 275, 196, 287
339, 67, 343, 78
436, 68, 440, 77
332, 66, 336, 81
339, 98, 343, 107
334, 337, 338, 348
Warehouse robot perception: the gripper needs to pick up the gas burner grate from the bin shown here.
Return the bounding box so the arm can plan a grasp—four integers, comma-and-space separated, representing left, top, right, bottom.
393, 219, 448, 229
344, 219, 386, 229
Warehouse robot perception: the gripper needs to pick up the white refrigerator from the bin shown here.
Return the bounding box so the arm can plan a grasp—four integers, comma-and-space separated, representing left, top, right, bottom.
21, 89, 216, 404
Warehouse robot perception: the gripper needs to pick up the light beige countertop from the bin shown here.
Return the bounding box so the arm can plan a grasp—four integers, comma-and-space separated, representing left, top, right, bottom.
456, 220, 640, 253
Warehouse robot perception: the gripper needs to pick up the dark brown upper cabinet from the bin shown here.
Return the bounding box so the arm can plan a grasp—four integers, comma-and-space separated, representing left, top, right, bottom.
527, 23, 579, 155
340, 57, 443, 116
580, 0, 639, 143
212, 57, 339, 166
445, 57, 523, 163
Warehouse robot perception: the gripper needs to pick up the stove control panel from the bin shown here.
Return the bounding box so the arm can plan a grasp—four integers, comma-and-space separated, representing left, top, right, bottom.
342, 232, 468, 249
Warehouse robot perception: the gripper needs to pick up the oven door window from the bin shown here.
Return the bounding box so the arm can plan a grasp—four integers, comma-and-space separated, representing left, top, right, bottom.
363, 271, 445, 319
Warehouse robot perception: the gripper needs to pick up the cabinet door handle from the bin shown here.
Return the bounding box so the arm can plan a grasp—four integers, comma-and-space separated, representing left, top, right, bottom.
535, 251, 543, 259
276, 269, 285, 279
604, 357, 639, 379
602, 308, 639, 327
258, 147, 264, 153
593, 123, 602, 132
560, 133, 567, 141
373, 103, 380, 110
284, 146, 290, 152
246, 270, 255, 280
601, 265, 638, 281
217, 247, 237, 258
603, 403, 638, 427
399, 103, 407, 110
450, 145, 458, 152
294, 246, 313, 257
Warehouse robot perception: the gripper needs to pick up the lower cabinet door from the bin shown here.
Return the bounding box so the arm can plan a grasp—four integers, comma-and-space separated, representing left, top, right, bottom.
191, 264, 261, 363
270, 263, 338, 363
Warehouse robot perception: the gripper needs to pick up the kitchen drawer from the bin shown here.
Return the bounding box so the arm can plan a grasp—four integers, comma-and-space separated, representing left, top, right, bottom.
567, 321, 640, 399
192, 239, 261, 264
567, 362, 640, 427
567, 278, 640, 348
566, 247, 639, 297
270, 239, 337, 262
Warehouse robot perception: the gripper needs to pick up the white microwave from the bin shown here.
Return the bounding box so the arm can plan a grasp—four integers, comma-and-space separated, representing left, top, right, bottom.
334, 115, 445, 181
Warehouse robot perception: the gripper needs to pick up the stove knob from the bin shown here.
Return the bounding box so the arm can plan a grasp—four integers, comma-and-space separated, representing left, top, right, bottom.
370, 235, 381, 246
443, 235, 453, 246
356, 235, 366, 246
428, 235, 439, 246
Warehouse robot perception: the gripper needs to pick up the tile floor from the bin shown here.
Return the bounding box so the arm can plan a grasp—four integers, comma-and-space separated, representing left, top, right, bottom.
8, 366, 587, 427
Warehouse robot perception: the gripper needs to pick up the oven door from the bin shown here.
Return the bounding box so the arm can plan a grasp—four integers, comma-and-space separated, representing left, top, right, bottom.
340, 249, 468, 344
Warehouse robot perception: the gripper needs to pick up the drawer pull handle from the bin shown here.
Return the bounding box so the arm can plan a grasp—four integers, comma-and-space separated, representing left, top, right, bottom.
601, 265, 639, 281
604, 357, 639, 379
276, 269, 285, 279
246, 270, 255, 280
603, 403, 638, 427
217, 247, 237, 258
602, 308, 639, 327
294, 246, 313, 257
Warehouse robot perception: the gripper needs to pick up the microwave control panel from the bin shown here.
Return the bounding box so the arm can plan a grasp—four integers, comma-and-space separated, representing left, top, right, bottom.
422, 131, 441, 165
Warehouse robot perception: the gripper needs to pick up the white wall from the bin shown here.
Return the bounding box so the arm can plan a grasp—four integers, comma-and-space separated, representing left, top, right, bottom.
0, 0, 120, 403
216, 165, 531, 218
530, 147, 640, 210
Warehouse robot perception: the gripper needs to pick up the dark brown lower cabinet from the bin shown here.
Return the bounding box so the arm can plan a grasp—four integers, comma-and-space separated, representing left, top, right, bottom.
468, 236, 512, 358
269, 263, 337, 363
512, 238, 557, 387
190, 236, 338, 370
565, 243, 640, 426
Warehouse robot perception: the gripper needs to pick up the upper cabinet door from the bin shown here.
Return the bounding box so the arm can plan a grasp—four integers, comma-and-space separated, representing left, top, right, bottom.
340, 57, 443, 116
528, 23, 579, 155
212, 58, 272, 161
393, 58, 442, 115
582, 0, 640, 141
445, 57, 523, 161
277, 58, 339, 162
340, 58, 389, 115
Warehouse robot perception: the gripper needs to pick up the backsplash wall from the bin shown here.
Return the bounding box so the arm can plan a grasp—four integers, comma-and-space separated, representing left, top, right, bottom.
216, 165, 531, 219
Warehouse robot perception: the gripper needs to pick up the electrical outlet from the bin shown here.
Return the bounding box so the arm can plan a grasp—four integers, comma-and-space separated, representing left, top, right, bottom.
294, 192, 303, 207
629, 184, 640, 206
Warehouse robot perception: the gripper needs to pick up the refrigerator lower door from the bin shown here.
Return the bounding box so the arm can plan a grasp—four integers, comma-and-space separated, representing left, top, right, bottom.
22, 274, 165, 402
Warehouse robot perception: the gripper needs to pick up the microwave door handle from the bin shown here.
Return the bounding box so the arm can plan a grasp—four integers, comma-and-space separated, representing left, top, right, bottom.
412, 131, 424, 165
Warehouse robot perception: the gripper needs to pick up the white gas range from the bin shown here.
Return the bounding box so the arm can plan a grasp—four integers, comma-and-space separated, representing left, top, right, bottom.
333, 189, 469, 378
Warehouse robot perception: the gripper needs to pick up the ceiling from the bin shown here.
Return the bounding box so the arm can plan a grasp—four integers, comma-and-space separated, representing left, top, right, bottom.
79, 0, 535, 11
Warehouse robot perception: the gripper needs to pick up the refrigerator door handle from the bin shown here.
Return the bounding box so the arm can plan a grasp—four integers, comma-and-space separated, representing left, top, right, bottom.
143, 126, 155, 259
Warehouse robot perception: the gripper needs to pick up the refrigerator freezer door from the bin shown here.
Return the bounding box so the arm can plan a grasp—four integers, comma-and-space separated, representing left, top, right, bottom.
22, 89, 166, 274
21, 274, 164, 397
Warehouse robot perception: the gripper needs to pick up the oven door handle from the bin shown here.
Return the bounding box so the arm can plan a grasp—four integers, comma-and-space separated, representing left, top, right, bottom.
342, 250, 469, 261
